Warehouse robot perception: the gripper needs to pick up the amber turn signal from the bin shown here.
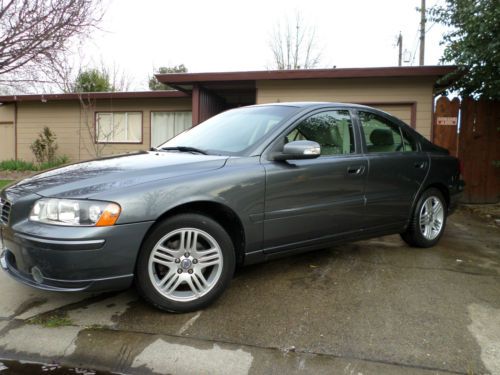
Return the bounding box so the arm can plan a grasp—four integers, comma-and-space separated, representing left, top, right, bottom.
95, 203, 121, 226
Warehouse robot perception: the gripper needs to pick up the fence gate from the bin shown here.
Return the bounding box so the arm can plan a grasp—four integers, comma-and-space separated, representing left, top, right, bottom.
458, 98, 500, 203
433, 96, 459, 156
432, 96, 499, 204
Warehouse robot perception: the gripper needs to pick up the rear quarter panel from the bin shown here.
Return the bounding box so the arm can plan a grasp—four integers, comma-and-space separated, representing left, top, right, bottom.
419, 152, 462, 211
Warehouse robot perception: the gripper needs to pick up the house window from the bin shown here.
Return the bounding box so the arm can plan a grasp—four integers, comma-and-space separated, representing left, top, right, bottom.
96, 112, 142, 143
151, 111, 192, 147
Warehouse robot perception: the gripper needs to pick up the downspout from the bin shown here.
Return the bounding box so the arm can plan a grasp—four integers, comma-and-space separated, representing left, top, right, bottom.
14, 102, 18, 160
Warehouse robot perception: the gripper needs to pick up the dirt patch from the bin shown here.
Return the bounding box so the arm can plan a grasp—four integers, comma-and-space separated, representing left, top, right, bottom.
460, 203, 500, 227
0, 170, 36, 181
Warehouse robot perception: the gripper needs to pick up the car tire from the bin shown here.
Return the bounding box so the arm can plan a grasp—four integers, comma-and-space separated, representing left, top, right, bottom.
401, 188, 447, 248
135, 213, 235, 313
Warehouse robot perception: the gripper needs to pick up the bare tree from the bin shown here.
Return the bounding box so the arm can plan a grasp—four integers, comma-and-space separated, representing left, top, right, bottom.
78, 94, 109, 158
105, 62, 133, 92
0, 0, 103, 89
269, 13, 322, 70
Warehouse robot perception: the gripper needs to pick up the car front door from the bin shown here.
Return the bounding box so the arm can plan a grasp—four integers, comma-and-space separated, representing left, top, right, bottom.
356, 110, 429, 230
261, 109, 367, 253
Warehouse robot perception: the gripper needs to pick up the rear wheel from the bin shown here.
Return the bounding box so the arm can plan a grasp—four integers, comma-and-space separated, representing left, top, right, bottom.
136, 213, 235, 312
401, 188, 447, 248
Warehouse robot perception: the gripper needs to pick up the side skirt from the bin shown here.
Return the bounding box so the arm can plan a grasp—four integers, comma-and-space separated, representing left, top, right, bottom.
243, 223, 405, 266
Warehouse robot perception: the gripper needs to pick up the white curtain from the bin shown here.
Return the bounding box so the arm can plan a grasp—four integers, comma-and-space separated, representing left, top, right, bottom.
151, 111, 192, 147
127, 113, 142, 142
96, 113, 112, 142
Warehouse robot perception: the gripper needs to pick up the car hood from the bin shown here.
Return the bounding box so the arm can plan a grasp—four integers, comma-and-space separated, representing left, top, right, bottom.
4, 151, 229, 201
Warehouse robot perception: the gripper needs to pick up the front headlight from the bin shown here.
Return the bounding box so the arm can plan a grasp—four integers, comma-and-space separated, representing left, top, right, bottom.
30, 198, 121, 226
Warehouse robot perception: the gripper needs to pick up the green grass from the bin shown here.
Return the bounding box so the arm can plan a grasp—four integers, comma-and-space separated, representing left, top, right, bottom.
28, 313, 73, 328
0, 180, 13, 189
0, 156, 69, 172
0, 159, 36, 171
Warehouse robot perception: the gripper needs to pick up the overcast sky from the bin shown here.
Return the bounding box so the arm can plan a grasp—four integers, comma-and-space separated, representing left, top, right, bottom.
83, 0, 449, 90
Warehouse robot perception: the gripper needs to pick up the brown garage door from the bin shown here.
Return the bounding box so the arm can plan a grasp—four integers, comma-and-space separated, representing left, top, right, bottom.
369, 104, 413, 127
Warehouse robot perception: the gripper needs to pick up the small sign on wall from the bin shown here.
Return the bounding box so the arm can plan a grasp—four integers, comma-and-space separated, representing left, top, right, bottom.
436, 117, 458, 126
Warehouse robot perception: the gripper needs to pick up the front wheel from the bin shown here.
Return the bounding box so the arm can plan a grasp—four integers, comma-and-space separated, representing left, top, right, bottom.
401, 188, 447, 248
136, 213, 235, 313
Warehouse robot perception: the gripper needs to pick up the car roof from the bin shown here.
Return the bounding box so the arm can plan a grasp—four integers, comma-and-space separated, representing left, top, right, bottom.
250, 101, 377, 110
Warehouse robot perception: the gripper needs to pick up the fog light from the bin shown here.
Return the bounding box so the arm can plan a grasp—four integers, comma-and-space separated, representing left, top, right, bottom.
31, 266, 44, 284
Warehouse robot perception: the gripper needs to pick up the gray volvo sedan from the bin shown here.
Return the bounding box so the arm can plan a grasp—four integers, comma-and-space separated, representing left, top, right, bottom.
0, 103, 463, 312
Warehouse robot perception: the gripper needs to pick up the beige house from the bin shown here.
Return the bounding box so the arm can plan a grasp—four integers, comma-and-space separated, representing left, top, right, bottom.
0, 66, 455, 162
0, 92, 191, 162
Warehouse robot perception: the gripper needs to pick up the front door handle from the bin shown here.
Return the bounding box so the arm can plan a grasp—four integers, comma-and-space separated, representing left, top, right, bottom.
414, 161, 427, 169
347, 165, 365, 175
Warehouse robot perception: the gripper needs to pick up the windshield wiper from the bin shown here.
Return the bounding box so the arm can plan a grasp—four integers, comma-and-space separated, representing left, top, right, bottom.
159, 146, 208, 155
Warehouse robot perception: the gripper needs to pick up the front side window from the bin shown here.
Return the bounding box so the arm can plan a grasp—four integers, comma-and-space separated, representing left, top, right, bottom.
286, 110, 354, 156
96, 112, 142, 143
359, 111, 416, 153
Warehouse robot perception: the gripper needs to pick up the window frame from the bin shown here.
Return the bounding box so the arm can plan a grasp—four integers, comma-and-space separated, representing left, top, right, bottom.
355, 109, 420, 154
95, 111, 143, 144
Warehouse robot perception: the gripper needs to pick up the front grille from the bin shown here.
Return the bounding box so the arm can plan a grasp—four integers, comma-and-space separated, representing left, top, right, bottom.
0, 198, 12, 225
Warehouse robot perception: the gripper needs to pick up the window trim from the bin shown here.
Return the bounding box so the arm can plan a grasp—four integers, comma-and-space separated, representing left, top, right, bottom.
149, 109, 193, 148
94, 111, 144, 144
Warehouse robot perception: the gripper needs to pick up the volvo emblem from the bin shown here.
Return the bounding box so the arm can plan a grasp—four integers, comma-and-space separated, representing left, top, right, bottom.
180, 258, 192, 270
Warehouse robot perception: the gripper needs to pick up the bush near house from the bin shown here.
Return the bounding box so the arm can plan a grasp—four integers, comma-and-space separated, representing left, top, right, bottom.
30, 127, 59, 164
0, 156, 69, 172
0, 126, 70, 173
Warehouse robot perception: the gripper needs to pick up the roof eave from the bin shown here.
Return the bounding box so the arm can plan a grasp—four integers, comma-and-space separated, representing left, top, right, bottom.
0, 90, 189, 104
155, 66, 459, 85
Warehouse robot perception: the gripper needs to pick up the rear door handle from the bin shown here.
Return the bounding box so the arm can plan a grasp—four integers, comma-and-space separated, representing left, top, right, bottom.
414, 161, 427, 169
347, 165, 365, 175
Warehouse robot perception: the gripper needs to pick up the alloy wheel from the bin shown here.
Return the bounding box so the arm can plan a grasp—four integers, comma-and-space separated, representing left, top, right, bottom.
148, 228, 223, 302
419, 196, 444, 240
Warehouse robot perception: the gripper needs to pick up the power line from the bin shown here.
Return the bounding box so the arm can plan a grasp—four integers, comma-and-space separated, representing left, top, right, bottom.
410, 28, 420, 66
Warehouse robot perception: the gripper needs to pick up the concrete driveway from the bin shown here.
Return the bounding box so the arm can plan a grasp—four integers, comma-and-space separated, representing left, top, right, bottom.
0, 207, 499, 375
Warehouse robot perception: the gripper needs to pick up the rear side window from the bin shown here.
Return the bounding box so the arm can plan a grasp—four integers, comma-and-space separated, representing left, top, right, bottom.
286, 110, 355, 156
359, 111, 416, 153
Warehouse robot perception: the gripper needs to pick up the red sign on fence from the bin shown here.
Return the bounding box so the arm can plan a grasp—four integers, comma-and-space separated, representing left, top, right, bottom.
436, 116, 458, 126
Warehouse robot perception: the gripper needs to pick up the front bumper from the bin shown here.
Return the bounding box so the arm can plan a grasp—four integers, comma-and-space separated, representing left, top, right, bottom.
0, 220, 153, 292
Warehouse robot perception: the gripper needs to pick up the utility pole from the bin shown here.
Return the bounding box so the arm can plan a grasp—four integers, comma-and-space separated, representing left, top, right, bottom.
419, 0, 426, 66
397, 32, 403, 66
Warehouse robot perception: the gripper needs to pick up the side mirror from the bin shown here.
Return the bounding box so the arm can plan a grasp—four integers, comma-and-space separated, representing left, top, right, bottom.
272, 140, 321, 161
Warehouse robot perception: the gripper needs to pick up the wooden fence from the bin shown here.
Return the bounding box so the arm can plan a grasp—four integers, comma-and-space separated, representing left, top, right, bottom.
433, 96, 499, 204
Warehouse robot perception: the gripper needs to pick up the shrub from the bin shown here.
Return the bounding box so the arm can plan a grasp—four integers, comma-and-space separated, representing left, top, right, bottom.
30, 127, 58, 164
38, 155, 70, 170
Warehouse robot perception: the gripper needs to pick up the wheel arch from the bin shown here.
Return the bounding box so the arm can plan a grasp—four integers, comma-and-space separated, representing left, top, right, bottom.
422, 182, 450, 208
406, 181, 450, 230
138, 200, 246, 267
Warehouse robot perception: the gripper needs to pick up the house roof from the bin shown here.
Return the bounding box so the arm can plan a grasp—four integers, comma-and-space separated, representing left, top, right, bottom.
0, 66, 458, 105
0, 90, 189, 104
155, 66, 458, 91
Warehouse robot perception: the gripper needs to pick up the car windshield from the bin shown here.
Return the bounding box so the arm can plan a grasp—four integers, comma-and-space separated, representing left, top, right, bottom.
159, 105, 299, 156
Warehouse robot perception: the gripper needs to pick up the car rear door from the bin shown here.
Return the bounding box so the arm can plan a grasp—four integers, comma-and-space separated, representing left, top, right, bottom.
261, 108, 367, 252
355, 110, 429, 230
